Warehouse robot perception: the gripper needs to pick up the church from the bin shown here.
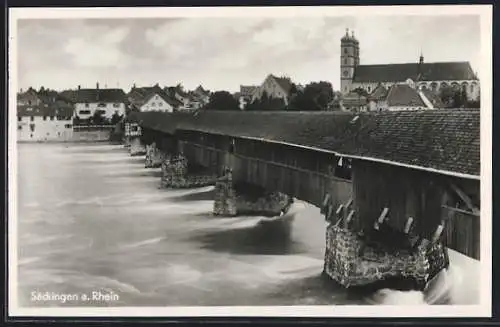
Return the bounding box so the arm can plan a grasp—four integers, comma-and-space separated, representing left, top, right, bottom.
340, 29, 480, 102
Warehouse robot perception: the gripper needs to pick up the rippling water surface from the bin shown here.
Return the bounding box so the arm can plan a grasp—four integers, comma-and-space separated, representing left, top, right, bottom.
17, 143, 480, 307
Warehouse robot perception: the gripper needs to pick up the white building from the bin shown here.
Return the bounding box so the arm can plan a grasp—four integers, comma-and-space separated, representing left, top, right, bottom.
17, 102, 74, 142
128, 85, 181, 112
252, 74, 294, 106
62, 83, 127, 120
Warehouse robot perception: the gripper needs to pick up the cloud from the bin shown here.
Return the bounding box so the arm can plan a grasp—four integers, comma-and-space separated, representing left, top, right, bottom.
15, 16, 481, 93
63, 26, 131, 68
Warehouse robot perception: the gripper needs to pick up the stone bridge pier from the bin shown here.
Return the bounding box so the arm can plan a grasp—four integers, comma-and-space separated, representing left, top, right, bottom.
212, 167, 293, 218
321, 197, 449, 291
129, 136, 147, 156
159, 144, 218, 189
145, 142, 167, 168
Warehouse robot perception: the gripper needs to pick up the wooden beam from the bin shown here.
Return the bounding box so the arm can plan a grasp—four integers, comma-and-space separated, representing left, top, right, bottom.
449, 182, 479, 215
345, 210, 355, 229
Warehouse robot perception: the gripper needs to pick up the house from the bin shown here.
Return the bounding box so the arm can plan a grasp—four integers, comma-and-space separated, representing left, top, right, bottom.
238, 85, 258, 110
128, 84, 181, 112
367, 81, 443, 112
340, 90, 368, 112
193, 85, 211, 105
164, 86, 195, 111
340, 28, 480, 101
61, 83, 127, 120
17, 92, 74, 142
251, 74, 295, 106
17, 87, 42, 106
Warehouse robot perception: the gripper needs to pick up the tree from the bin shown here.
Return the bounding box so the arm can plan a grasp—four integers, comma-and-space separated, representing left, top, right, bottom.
90, 110, 107, 125
204, 91, 240, 111
288, 81, 335, 111
246, 91, 287, 111
73, 115, 81, 126
111, 112, 123, 125
439, 86, 468, 108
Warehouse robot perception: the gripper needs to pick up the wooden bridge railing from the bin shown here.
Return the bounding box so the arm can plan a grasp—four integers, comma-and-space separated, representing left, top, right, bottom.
441, 205, 480, 260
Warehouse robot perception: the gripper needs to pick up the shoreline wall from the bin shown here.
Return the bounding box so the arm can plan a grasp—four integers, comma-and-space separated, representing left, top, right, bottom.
17, 130, 112, 143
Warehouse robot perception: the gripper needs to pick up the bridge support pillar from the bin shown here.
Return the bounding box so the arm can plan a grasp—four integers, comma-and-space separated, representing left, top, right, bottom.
145, 142, 166, 168
123, 135, 131, 148
321, 199, 449, 291
129, 136, 146, 156
213, 168, 293, 217
160, 153, 217, 189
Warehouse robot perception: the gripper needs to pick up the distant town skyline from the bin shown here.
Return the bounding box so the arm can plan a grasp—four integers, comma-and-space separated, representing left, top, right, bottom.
16, 15, 480, 93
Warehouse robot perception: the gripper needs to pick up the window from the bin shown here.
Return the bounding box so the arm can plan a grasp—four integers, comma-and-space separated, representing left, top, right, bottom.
151, 102, 156, 106
113, 103, 120, 108
50, 116, 54, 121
344, 59, 347, 65
43, 116, 47, 121
65, 124, 72, 129
344, 48, 347, 54
58, 132, 61, 137
29, 123, 35, 132
98, 103, 106, 107
343, 70, 348, 77
155, 95, 159, 100
30, 134, 33, 138
470, 84, 474, 93
28, 100, 32, 105
85, 103, 90, 108
158, 102, 163, 106
17, 125, 22, 130
30, 116, 34, 122
79, 110, 91, 115
17, 116, 21, 122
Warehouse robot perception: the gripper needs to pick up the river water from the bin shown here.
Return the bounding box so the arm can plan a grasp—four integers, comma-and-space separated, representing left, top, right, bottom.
16, 143, 480, 307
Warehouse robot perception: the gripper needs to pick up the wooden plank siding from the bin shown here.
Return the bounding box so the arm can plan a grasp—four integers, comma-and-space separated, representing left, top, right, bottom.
177, 130, 353, 209
352, 159, 480, 259
442, 206, 480, 259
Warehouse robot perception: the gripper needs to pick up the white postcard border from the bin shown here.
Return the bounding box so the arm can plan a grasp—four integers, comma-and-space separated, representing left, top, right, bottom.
8, 4, 493, 318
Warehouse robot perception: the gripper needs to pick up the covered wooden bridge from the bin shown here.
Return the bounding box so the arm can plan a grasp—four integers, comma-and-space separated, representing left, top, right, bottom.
126, 109, 481, 260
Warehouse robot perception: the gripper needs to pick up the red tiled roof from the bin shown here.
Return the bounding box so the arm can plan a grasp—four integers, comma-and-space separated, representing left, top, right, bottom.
240, 85, 258, 97
422, 89, 445, 108
353, 62, 477, 83
128, 85, 181, 109
385, 84, 426, 107
61, 88, 126, 103
18, 102, 73, 118
270, 75, 293, 94
369, 84, 388, 100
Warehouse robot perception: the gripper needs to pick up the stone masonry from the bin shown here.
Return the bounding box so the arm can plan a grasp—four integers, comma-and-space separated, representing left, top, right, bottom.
213, 169, 237, 216
323, 206, 449, 290
160, 154, 217, 189
129, 137, 146, 156
145, 142, 166, 168
213, 169, 292, 217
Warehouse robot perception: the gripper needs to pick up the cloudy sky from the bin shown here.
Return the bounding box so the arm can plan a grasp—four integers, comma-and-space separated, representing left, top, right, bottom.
16, 15, 480, 93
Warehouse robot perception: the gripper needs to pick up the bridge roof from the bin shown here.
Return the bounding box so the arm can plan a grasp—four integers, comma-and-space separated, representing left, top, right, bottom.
130, 109, 480, 179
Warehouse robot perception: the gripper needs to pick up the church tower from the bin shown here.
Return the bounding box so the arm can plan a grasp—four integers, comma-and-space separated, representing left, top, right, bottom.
340, 28, 360, 94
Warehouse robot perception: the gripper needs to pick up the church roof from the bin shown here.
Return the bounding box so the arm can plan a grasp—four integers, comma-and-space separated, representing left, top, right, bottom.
352, 62, 477, 83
